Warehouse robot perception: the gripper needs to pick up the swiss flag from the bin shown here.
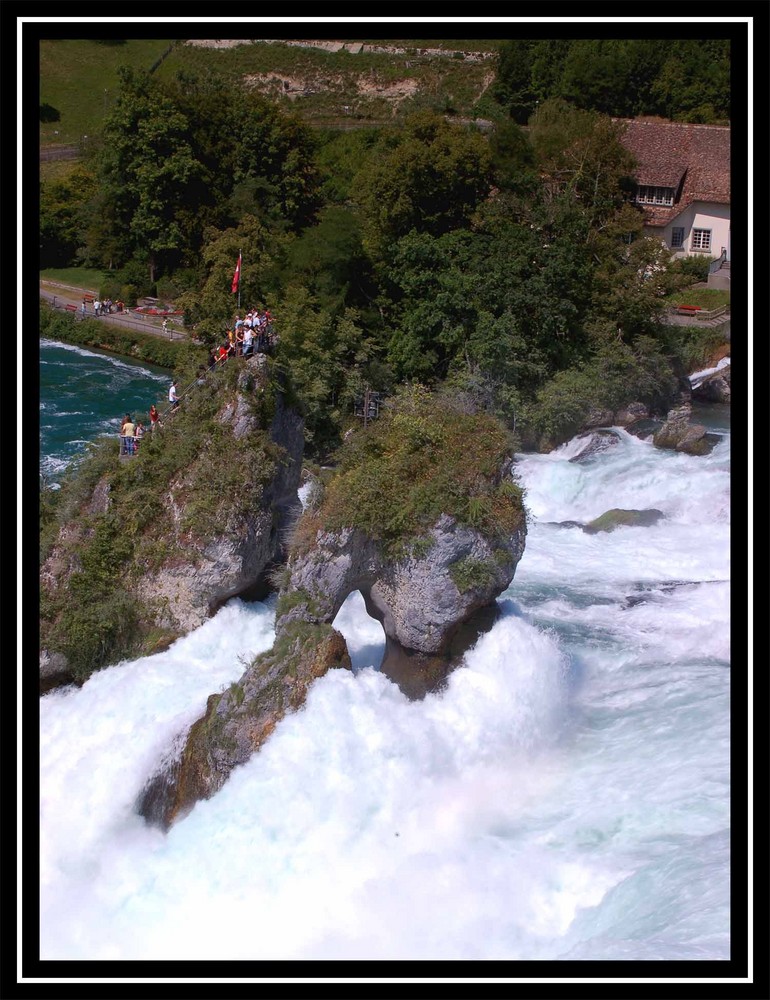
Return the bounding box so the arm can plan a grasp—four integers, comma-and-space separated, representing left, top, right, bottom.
231, 253, 242, 294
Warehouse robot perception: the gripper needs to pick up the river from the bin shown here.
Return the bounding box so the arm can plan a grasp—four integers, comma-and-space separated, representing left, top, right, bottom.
37, 341, 733, 967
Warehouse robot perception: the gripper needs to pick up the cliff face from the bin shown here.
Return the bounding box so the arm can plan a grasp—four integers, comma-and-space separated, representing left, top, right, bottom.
280, 512, 525, 655
138, 389, 528, 828
40, 354, 304, 689
150, 360, 305, 633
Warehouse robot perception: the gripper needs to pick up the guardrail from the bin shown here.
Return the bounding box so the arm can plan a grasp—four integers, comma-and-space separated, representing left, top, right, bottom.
696, 305, 729, 321
708, 248, 727, 274
42, 291, 189, 340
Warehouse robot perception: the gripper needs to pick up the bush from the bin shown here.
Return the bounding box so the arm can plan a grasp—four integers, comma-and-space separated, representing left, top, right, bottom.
672, 255, 713, 284
299, 385, 525, 555
120, 283, 139, 307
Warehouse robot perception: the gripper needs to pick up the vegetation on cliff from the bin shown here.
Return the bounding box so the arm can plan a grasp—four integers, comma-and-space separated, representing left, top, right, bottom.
293, 384, 525, 557
40, 355, 289, 681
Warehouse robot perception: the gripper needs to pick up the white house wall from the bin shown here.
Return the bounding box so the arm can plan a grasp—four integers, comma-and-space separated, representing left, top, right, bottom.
645, 202, 730, 259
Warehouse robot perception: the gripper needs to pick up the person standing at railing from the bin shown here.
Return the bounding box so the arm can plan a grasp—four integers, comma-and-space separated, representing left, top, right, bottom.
149, 404, 159, 430
121, 415, 136, 455
134, 421, 146, 451
169, 382, 179, 409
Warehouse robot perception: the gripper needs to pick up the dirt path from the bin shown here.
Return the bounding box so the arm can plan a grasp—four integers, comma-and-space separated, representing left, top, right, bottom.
40, 282, 190, 342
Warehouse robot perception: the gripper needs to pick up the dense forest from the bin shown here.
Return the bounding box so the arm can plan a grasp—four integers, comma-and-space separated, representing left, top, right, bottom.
40, 38, 730, 454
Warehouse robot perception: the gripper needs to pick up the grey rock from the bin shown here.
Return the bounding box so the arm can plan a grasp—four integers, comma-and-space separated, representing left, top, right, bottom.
614, 402, 650, 426
582, 407, 615, 430
569, 430, 620, 463
652, 404, 716, 455
280, 511, 526, 656
691, 365, 731, 404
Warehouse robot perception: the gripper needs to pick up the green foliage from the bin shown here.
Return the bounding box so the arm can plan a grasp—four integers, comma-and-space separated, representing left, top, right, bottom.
493, 40, 538, 123
302, 385, 525, 555
40, 166, 99, 268
449, 556, 496, 594
670, 254, 713, 284
39, 303, 187, 370
176, 215, 285, 343
528, 100, 636, 228
315, 128, 384, 204
99, 68, 203, 279
353, 111, 493, 259
492, 38, 730, 124
522, 334, 679, 447
271, 285, 385, 454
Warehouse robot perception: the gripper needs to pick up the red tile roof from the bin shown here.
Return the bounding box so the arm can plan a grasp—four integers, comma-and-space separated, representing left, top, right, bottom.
617, 119, 730, 227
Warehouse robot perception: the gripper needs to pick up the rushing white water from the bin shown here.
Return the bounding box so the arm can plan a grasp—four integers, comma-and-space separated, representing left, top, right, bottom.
38, 421, 731, 962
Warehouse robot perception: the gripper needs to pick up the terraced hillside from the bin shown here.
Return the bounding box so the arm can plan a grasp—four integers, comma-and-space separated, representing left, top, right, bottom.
39, 37, 505, 159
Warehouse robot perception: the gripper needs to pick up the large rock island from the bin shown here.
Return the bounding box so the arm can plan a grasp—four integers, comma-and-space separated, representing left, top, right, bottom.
138, 386, 528, 828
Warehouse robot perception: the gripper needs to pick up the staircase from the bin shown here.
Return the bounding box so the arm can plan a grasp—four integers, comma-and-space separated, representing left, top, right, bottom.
707, 252, 730, 290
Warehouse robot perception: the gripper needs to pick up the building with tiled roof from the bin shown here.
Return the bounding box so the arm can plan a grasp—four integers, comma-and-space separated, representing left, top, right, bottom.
618, 119, 730, 260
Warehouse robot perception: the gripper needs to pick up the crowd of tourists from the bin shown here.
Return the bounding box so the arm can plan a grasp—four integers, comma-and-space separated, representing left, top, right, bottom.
209, 308, 277, 366
118, 309, 277, 454
87, 297, 125, 316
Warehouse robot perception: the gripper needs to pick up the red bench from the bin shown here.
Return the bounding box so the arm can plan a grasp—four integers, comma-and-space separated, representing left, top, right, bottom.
65, 304, 77, 312
83, 293, 95, 302
676, 304, 702, 314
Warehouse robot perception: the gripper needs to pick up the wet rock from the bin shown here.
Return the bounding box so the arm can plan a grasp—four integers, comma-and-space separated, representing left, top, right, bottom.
138, 622, 352, 829
652, 404, 716, 456
569, 430, 620, 463
614, 402, 650, 427
583, 508, 665, 534
39, 650, 75, 694
691, 365, 730, 404
581, 407, 615, 430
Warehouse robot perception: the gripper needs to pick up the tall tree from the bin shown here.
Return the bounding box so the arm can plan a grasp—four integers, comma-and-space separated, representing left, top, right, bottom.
99, 68, 202, 280
353, 111, 493, 260
493, 39, 538, 123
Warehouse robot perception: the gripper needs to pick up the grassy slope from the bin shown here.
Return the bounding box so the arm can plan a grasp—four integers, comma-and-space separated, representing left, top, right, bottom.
40, 38, 504, 147
155, 40, 503, 126
39, 38, 174, 145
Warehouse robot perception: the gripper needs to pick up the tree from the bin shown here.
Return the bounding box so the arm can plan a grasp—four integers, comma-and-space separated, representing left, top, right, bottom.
353, 111, 493, 260
386, 230, 482, 381
528, 99, 636, 229
227, 94, 320, 229
493, 40, 538, 123
40, 166, 98, 267
650, 39, 731, 123
99, 68, 202, 280
176, 215, 284, 343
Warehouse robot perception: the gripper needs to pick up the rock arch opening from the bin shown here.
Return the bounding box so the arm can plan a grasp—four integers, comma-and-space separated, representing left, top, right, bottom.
331, 590, 386, 673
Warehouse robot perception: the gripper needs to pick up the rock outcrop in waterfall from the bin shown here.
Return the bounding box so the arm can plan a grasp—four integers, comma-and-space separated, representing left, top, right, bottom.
138, 386, 528, 829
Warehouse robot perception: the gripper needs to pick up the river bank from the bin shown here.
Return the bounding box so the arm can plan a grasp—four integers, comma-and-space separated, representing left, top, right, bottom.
39, 302, 200, 372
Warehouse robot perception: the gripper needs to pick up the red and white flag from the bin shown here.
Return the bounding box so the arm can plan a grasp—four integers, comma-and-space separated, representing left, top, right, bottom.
231, 253, 242, 294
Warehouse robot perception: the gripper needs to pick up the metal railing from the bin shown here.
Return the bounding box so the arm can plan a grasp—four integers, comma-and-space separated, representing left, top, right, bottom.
708, 248, 727, 274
